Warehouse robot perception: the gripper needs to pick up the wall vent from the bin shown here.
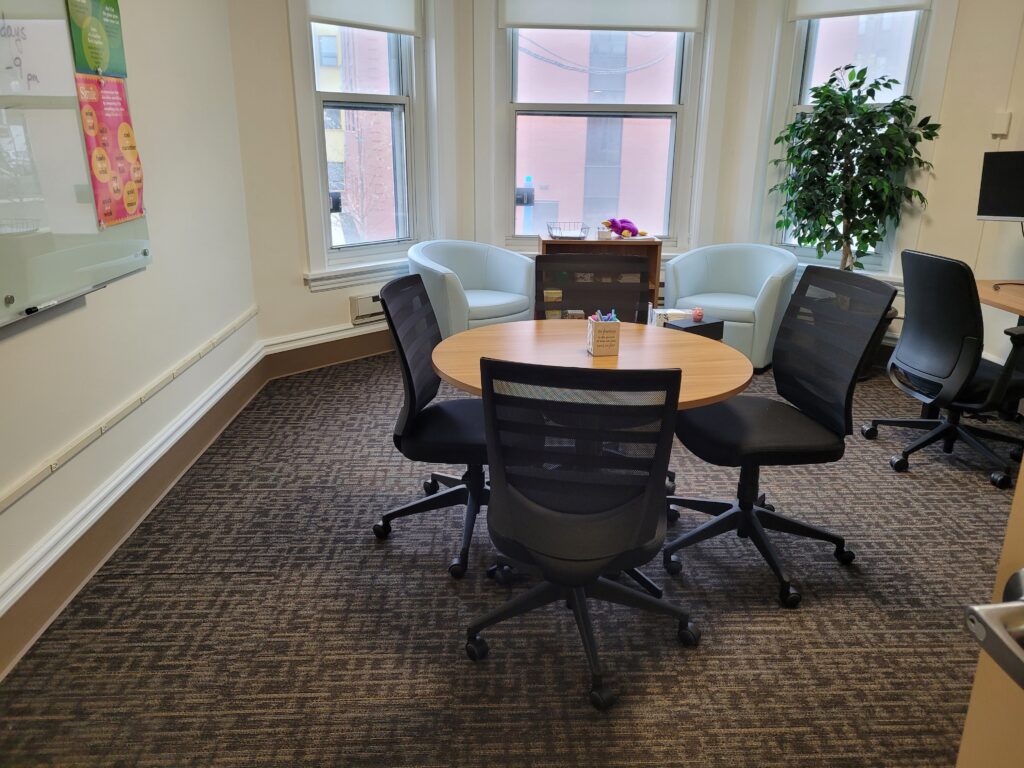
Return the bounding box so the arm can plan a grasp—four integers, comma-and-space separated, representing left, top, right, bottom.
350, 293, 384, 325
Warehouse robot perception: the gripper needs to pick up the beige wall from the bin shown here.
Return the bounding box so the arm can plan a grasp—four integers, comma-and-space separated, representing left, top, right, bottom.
0, 0, 258, 590
916, 0, 1024, 358
227, 0, 354, 340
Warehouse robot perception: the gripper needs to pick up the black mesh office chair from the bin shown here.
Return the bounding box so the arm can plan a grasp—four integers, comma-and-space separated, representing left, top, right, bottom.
663, 266, 897, 608
374, 275, 488, 577
465, 360, 699, 710
861, 250, 1024, 489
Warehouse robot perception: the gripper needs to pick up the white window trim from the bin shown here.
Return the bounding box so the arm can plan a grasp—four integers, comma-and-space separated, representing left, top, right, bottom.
472, 0, 704, 253
286, 0, 431, 288
760, 0, 958, 276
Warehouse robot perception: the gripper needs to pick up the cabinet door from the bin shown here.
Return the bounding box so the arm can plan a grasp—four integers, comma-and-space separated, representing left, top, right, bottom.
957, 464, 1024, 767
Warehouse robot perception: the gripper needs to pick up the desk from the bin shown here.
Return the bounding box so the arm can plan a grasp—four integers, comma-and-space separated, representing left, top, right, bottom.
432, 320, 753, 410
978, 280, 1024, 316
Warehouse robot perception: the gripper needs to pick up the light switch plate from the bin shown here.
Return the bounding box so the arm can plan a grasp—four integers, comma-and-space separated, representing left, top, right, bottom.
992, 111, 1012, 137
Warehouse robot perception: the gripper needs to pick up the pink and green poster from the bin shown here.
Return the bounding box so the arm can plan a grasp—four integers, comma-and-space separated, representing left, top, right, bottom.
75, 73, 144, 227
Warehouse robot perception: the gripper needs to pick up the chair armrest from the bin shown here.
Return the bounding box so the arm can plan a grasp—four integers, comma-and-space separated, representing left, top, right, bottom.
408, 251, 469, 337
664, 251, 706, 309
750, 268, 797, 368
485, 248, 535, 299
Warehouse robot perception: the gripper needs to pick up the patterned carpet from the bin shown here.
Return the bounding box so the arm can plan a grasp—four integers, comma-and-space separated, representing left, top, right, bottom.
0, 352, 1016, 767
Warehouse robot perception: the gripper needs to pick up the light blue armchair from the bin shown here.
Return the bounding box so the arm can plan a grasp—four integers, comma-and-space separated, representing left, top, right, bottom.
663, 244, 798, 369
408, 240, 535, 338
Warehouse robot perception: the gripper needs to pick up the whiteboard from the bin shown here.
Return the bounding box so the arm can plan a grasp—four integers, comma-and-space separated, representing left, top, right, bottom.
0, 0, 150, 328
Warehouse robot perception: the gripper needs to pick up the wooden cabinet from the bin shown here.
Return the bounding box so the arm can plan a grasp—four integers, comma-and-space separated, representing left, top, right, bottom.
534, 237, 663, 324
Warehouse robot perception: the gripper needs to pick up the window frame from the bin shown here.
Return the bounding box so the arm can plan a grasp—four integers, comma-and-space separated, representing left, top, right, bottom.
287, 0, 431, 283
764, 9, 929, 273
494, 26, 703, 252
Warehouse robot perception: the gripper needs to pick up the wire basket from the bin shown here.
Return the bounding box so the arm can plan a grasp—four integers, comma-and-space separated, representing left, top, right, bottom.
547, 221, 590, 240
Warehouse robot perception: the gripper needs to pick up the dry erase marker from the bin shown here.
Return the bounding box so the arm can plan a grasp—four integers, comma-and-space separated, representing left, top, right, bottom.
24, 300, 59, 315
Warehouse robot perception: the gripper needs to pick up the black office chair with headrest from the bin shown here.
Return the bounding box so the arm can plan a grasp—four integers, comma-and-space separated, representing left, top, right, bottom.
664, 266, 897, 607
374, 274, 488, 577
465, 359, 699, 710
861, 250, 1024, 489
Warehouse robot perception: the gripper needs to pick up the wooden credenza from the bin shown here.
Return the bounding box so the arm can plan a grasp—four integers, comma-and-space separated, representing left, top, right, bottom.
534, 237, 662, 324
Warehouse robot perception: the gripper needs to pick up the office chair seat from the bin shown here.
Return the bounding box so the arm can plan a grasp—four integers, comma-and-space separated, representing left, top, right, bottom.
489, 509, 668, 587
399, 399, 488, 466
677, 395, 845, 467
955, 358, 1024, 408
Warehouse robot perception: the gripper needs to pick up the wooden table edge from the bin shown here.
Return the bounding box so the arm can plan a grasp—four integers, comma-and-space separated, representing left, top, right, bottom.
431, 323, 754, 410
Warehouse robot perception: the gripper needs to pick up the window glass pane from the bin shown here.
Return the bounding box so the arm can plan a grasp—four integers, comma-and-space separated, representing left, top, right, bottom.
801, 11, 918, 103
514, 113, 674, 236
514, 29, 681, 105
323, 104, 409, 247
312, 22, 400, 95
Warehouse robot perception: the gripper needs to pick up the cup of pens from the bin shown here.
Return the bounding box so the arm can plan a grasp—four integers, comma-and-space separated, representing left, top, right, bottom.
586, 309, 620, 357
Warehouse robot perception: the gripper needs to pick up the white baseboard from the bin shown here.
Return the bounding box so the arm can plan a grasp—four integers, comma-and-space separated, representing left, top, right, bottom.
0, 316, 389, 620
262, 319, 388, 355
0, 341, 264, 617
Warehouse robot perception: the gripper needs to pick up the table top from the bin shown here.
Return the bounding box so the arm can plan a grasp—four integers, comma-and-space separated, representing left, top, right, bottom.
977, 280, 1024, 316
432, 320, 753, 410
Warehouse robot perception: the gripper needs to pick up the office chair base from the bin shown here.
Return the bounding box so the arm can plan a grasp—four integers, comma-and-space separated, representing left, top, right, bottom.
486, 559, 665, 598
375, 465, 488, 576
865, 414, 1023, 489
663, 467, 854, 607
423, 472, 463, 495
465, 576, 697, 709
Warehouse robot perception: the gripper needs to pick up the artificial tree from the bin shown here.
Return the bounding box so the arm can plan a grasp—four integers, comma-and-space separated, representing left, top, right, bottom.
771, 65, 941, 271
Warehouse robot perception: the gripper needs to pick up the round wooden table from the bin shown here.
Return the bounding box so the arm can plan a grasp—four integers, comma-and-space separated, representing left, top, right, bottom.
432, 320, 753, 410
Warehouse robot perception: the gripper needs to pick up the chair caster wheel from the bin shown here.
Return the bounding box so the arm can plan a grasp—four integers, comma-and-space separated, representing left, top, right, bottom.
762, 503, 775, 512
991, 471, 1012, 490
677, 621, 701, 647
486, 563, 514, 584
446, 557, 466, 581
665, 478, 676, 497
861, 424, 878, 440
1010, 446, 1023, 463
372, 520, 391, 539
589, 684, 618, 711
423, 479, 440, 495
666, 506, 681, 525
890, 455, 909, 473
465, 635, 489, 661
755, 494, 775, 512
835, 546, 856, 565
779, 584, 802, 609
448, 556, 467, 579
663, 554, 683, 575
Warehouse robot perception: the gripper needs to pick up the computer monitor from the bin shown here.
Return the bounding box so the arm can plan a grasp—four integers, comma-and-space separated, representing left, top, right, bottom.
977, 151, 1024, 221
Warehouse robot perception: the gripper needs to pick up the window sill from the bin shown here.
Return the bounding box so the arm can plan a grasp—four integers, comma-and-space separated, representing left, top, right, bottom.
304, 257, 409, 293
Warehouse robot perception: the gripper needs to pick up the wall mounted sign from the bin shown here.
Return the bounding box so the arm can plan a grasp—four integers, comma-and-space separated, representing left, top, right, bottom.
75, 73, 143, 227
65, 0, 126, 77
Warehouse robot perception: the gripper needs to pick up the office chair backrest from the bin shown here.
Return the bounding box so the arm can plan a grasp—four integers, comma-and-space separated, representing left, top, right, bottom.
379, 275, 443, 443
480, 359, 680, 573
774, 266, 897, 436
888, 250, 983, 404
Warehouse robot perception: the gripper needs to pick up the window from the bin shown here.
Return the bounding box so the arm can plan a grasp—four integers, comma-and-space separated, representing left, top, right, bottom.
800, 11, 919, 104
510, 29, 687, 239
311, 23, 410, 251
289, 0, 425, 285
775, 9, 924, 268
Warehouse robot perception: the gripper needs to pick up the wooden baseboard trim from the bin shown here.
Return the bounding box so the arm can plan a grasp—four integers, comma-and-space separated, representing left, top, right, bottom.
0, 331, 394, 680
